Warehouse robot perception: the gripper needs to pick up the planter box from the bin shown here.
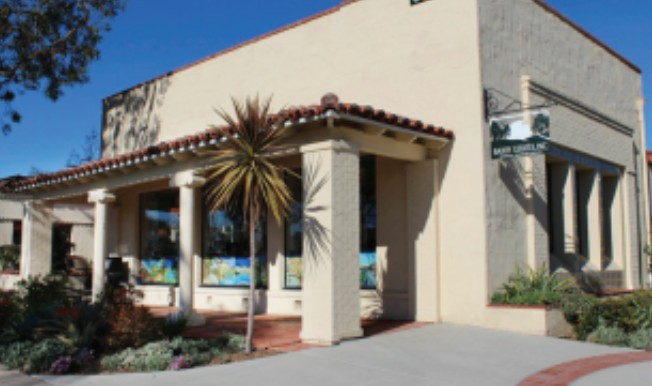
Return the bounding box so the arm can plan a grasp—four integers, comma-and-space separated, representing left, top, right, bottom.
485, 304, 573, 338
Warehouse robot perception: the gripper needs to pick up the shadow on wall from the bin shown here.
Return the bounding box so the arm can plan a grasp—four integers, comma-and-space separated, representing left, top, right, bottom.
499, 158, 547, 230
301, 159, 330, 271
101, 75, 172, 157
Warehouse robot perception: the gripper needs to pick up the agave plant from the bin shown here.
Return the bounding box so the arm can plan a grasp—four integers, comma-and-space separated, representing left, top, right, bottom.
205, 96, 294, 353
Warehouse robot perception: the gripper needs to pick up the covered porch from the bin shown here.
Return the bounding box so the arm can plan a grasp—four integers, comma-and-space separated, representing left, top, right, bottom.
10, 94, 453, 345
149, 307, 431, 352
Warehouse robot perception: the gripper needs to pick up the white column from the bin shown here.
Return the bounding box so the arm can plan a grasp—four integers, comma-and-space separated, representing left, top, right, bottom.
577, 170, 602, 270
88, 189, 116, 301
300, 140, 363, 345
171, 171, 206, 326
406, 158, 441, 322
603, 175, 624, 271
266, 216, 284, 292
20, 201, 53, 279
563, 163, 577, 255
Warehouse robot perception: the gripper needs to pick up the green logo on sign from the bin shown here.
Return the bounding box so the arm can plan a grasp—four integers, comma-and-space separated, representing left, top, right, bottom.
490, 111, 551, 159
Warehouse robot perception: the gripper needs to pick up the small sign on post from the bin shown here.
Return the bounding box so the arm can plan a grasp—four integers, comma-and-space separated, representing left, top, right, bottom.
490, 110, 550, 159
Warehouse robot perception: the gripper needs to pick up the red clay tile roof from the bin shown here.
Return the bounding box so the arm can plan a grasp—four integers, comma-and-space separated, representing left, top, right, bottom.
0, 175, 26, 192
8, 93, 453, 193
647, 151, 652, 166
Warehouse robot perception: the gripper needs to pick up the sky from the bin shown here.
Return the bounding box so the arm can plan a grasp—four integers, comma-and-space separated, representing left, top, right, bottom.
0, 0, 650, 177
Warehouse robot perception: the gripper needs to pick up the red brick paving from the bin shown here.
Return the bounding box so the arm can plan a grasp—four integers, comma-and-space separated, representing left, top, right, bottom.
149, 307, 428, 352
519, 351, 652, 386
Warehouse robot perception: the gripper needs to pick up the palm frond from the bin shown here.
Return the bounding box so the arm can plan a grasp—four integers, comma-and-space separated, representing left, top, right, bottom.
205, 96, 293, 226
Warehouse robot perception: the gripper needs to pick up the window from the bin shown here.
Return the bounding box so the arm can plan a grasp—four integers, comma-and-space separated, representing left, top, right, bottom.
284, 170, 303, 289
576, 170, 592, 257
601, 176, 618, 269
12, 221, 21, 246
283, 155, 377, 289
202, 208, 267, 288
360, 155, 377, 289
139, 190, 180, 285
51, 223, 72, 272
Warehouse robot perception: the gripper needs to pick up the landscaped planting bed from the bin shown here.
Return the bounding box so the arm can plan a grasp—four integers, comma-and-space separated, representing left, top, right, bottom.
492, 264, 652, 349
0, 275, 260, 375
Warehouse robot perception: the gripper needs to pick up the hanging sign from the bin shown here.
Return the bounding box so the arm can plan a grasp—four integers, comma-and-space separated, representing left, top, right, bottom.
490, 110, 550, 159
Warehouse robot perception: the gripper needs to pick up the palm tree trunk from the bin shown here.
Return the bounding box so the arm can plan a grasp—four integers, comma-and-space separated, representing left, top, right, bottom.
245, 207, 256, 353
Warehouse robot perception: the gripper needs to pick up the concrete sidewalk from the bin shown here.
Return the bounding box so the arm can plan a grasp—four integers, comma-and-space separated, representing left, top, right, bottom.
3, 324, 648, 386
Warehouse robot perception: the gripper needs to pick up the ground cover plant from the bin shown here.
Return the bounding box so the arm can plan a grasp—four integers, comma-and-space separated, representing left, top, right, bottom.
490, 264, 576, 306
0, 274, 249, 374
100, 335, 245, 372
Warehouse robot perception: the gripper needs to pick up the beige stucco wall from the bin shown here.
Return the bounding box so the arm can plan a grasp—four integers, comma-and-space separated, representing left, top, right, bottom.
0, 199, 95, 283
479, 0, 646, 298
0, 199, 23, 221
100, 0, 488, 324
375, 157, 411, 319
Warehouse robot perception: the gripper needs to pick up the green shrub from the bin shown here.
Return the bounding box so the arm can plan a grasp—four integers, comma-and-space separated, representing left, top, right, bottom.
104, 302, 163, 351
0, 290, 17, 335
100, 335, 246, 373
628, 329, 652, 350
0, 340, 34, 370
586, 322, 628, 347
0, 275, 70, 344
0, 339, 71, 374
491, 264, 576, 306
566, 291, 652, 340
48, 302, 109, 351
0, 245, 20, 271
162, 312, 187, 339
14, 275, 68, 315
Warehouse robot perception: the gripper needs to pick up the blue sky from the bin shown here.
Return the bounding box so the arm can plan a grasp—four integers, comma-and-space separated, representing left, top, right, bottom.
0, 0, 650, 177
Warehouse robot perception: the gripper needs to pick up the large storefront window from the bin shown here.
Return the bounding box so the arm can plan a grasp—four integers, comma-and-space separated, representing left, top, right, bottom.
12, 221, 21, 246
52, 223, 73, 272
202, 208, 267, 288
360, 155, 377, 289
285, 170, 303, 289
283, 155, 377, 289
139, 190, 180, 285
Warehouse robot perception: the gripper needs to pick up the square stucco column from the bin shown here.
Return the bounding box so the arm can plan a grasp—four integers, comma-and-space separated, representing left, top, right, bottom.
406, 159, 440, 322
20, 201, 53, 279
171, 171, 206, 326
300, 140, 363, 345
88, 190, 116, 301
548, 162, 577, 258
563, 163, 578, 255
602, 175, 624, 271
577, 170, 602, 270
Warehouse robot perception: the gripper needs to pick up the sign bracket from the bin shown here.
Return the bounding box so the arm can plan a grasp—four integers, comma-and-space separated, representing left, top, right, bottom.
484, 87, 556, 121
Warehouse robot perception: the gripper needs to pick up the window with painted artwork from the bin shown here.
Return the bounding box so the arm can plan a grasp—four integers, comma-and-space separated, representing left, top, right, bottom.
201, 207, 267, 288
139, 190, 180, 285
284, 169, 303, 289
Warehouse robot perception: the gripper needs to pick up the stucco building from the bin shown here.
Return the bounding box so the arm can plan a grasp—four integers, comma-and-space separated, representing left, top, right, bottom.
0, 176, 95, 290
1, 0, 648, 344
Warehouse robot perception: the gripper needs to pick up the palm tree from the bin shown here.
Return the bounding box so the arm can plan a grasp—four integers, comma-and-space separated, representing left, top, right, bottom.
205, 96, 293, 353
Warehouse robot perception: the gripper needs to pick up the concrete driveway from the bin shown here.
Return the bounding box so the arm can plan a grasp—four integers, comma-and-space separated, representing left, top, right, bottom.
4, 323, 649, 386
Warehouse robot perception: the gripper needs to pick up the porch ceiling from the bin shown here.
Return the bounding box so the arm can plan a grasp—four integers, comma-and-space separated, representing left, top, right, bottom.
4, 93, 453, 197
